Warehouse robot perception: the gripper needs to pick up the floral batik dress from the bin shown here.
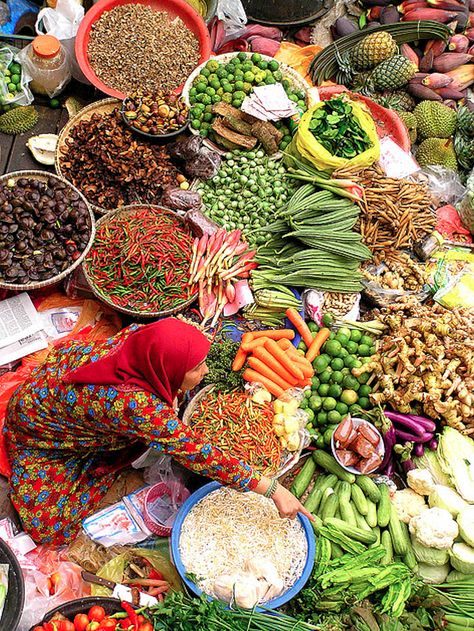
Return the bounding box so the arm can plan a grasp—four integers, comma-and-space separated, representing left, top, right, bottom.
4, 324, 260, 545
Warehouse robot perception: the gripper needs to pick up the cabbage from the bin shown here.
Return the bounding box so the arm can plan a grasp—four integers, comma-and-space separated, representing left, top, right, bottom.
447, 570, 470, 583
457, 506, 474, 548
428, 485, 469, 517
411, 536, 449, 566
417, 562, 450, 584
438, 427, 474, 502
414, 450, 451, 487
450, 542, 474, 574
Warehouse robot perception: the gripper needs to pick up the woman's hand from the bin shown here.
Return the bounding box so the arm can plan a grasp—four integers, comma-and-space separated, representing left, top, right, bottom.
272, 484, 314, 522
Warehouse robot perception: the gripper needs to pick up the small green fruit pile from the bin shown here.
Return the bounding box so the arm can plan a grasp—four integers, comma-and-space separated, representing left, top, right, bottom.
299, 320, 376, 449
0, 61, 23, 108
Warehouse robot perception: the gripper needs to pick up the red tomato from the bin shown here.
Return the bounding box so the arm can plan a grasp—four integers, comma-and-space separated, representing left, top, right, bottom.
88, 607, 106, 622
74, 614, 90, 631
137, 616, 145, 624
32, 627, 45, 631
118, 618, 131, 630
58, 623, 75, 631
138, 623, 153, 631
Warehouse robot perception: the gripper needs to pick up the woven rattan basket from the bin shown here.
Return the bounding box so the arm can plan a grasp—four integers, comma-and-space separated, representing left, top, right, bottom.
82, 204, 197, 318
56, 98, 123, 216
0, 170, 95, 291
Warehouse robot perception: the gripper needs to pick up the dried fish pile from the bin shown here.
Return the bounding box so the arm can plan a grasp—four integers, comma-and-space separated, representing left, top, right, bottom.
337, 166, 436, 253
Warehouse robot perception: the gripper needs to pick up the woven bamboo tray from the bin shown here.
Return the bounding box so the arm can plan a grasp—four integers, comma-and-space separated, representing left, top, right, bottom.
0, 171, 95, 291
183, 385, 308, 478
82, 204, 197, 318
182, 52, 311, 155
56, 98, 124, 216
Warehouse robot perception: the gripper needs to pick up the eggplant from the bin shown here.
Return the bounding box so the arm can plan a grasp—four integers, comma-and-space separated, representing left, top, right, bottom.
380, 423, 397, 472
414, 443, 425, 457
395, 428, 434, 443
385, 410, 436, 433
428, 437, 439, 450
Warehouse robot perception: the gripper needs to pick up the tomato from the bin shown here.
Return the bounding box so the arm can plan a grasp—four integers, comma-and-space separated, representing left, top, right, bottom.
97, 620, 117, 630
137, 616, 145, 624
118, 618, 131, 630
32, 627, 45, 631
88, 607, 106, 622
138, 623, 153, 631
58, 623, 75, 631
74, 614, 90, 631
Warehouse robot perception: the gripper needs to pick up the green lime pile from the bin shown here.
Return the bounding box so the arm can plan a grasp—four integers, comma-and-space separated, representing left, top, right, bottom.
299, 319, 377, 449
0, 62, 23, 109
188, 52, 306, 146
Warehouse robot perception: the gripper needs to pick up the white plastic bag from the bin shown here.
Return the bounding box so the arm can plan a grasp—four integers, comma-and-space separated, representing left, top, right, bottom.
0, 45, 33, 108
216, 0, 247, 38
35, 0, 88, 83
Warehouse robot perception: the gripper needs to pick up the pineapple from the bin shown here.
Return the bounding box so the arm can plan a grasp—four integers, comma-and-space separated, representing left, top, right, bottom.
373, 90, 416, 112
454, 132, 474, 171
348, 32, 398, 71
369, 55, 418, 92
457, 105, 474, 138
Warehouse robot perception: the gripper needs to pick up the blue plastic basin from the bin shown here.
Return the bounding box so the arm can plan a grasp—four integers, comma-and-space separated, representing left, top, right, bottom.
170, 481, 315, 610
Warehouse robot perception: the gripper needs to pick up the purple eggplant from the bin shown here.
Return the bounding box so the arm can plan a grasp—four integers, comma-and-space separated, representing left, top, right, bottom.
380, 424, 396, 471
414, 443, 425, 457
402, 458, 416, 472
395, 428, 434, 443
384, 410, 436, 434
428, 437, 438, 451
384, 459, 395, 477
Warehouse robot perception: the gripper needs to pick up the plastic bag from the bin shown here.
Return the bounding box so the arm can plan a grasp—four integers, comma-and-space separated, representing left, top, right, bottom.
436, 204, 472, 243
169, 136, 222, 179
91, 547, 182, 599
161, 187, 201, 213
457, 168, 474, 234
17, 547, 90, 631
412, 165, 466, 207
286, 98, 380, 173
35, 0, 87, 83
0, 45, 33, 109
427, 246, 474, 309
143, 455, 190, 531
216, 0, 247, 39
361, 262, 431, 308
303, 289, 361, 323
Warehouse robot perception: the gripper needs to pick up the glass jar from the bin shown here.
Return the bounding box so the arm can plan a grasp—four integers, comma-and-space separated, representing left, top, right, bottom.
413, 230, 444, 261
27, 35, 70, 96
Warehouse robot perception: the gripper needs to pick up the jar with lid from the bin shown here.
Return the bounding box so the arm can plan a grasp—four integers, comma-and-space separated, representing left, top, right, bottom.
26, 35, 71, 97
413, 230, 444, 261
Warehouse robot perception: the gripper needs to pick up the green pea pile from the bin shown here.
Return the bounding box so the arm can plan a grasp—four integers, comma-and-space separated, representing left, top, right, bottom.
188, 52, 306, 147
0, 62, 23, 109
195, 150, 296, 247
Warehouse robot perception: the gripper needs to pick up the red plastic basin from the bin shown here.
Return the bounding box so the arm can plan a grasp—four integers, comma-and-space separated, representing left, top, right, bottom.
75, 0, 212, 99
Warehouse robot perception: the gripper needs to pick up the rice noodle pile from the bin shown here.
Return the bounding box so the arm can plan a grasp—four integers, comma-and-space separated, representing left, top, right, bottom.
179, 487, 308, 600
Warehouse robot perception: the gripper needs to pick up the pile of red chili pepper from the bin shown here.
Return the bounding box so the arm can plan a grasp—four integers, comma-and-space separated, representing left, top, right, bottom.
85, 207, 197, 314
190, 390, 282, 475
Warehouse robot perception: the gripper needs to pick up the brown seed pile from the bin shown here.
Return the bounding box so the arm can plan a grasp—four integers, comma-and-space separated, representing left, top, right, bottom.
337, 165, 436, 253
60, 109, 181, 210
87, 4, 200, 95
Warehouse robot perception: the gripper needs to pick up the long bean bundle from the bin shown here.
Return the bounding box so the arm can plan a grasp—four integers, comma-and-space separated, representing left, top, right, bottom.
85, 207, 197, 314
189, 390, 282, 475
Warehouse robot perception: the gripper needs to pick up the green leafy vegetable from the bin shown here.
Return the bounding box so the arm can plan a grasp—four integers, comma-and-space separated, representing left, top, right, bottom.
203, 336, 245, 393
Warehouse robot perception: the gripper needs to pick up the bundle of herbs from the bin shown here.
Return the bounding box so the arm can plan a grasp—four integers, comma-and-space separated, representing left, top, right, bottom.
203, 336, 245, 392
308, 97, 373, 159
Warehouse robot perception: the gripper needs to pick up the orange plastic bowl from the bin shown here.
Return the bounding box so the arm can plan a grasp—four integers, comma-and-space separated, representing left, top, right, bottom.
75, 0, 212, 99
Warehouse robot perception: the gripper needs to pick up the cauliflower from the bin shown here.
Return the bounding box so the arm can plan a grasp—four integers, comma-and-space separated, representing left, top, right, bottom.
407, 469, 435, 496
409, 507, 459, 550
393, 488, 428, 524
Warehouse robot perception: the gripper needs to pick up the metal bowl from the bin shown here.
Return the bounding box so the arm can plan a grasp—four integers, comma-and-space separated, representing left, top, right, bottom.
0, 539, 25, 631
121, 97, 190, 144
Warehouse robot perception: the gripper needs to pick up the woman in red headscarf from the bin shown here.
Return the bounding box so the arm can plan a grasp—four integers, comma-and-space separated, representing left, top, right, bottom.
4, 319, 310, 545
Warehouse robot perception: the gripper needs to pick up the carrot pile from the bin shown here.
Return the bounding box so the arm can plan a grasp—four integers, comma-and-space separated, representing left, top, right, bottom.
190, 390, 282, 475
233, 309, 332, 397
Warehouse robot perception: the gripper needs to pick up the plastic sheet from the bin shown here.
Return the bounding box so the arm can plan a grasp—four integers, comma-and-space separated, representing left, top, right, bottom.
169, 136, 221, 179
161, 187, 201, 213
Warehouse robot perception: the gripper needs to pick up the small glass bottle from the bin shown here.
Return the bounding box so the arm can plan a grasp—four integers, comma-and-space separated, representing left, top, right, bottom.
413, 230, 444, 261
27, 35, 70, 96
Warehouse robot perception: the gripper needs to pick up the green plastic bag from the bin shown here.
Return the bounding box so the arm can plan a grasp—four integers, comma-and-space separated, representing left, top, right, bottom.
91, 546, 182, 597
287, 98, 380, 173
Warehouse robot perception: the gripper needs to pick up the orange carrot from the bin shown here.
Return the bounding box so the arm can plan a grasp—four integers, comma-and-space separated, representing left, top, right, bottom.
306, 327, 331, 363
285, 308, 314, 347
253, 346, 298, 386
277, 338, 293, 350
301, 378, 313, 387
251, 329, 295, 340
247, 357, 293, 391
232, 347, 248, 371
241, 332, 254, 345
242, 337, 268, 352
290, 355, 313, 378
264, 339, 304, 381
243, 368, 285, 398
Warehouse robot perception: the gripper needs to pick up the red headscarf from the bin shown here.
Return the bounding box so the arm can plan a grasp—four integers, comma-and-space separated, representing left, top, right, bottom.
66, 319, 210, 406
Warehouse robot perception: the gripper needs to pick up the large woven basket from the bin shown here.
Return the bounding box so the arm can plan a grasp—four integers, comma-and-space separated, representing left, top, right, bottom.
0, 171, 95, 291
82, 204, 197, 318
183, 385, 308, 478
55, 98, 121, 216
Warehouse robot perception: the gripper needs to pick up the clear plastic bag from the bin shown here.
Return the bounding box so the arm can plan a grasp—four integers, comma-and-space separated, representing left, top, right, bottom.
303, 289, 360, 323
411, 165, 466, 207
362, 262, 430, 308
143, 455, 190, 530
216, 0, 247, 38
169, 136, 222, 179
161, 187, 201, 213
0, 45, 33, 109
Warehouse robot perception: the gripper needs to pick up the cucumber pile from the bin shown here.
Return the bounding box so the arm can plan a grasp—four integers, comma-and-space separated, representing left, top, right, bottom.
290, 451, 416, 570
298, 318, 377, 447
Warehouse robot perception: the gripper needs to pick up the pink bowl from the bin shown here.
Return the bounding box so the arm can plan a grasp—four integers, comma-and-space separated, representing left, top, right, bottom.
144, 481, 190, 537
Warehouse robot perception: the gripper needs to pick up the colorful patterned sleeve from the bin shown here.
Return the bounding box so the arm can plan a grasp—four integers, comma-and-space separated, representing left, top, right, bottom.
107, 389, 261, 491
